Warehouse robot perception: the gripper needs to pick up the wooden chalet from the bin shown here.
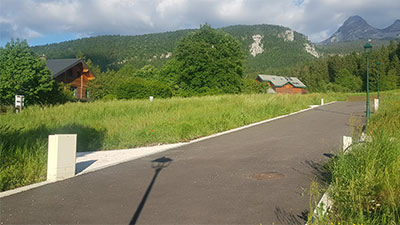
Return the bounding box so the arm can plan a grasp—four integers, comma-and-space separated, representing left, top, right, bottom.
46, 59, 95, 100
256, 74, 307, 94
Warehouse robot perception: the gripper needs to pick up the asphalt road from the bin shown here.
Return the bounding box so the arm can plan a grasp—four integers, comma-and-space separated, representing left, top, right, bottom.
0, 101, 365, 225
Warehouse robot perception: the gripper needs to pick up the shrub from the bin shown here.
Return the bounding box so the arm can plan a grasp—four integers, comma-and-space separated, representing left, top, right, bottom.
102, 94, 118, 101
114, 77, 172, 99
242, 79, 267, 94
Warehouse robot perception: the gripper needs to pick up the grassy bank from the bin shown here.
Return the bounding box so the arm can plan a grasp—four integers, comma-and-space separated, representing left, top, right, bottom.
311, 90, 400, 224
0, 93, 348, 191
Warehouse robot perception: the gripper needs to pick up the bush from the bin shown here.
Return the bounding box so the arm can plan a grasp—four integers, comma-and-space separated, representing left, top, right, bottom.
242, 79, 267, 94
114, 77, 172, 99
102, 94, 118, 101
324, 82, 350, 93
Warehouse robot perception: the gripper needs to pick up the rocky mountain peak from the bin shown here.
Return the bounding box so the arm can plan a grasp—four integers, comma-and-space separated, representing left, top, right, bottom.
383, 19, 400, 32
343, 15, 368, 26
322, 16, 400, 44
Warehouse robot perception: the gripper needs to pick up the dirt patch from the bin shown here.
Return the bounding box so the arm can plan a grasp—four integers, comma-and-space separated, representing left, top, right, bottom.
347, 96, 378, 102
251, 172, 285, 180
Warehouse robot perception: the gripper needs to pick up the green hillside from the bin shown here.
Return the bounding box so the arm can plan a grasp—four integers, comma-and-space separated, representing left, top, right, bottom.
31, 24, 318, 75
316, 39, 395, 55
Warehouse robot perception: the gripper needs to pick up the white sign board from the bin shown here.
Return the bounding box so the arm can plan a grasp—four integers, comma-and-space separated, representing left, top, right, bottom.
15, 95, 24, 108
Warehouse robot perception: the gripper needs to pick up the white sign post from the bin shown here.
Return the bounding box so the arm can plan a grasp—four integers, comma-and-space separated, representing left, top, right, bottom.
15, 95, 24, 113
343, 136, 353, 152
374, 99, 379, 112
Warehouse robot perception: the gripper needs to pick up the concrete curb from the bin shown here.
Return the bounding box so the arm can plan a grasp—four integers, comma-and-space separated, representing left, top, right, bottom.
0, 101, 336, 198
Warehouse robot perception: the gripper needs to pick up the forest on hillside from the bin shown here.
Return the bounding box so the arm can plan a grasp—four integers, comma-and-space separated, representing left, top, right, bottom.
316, 39, 394, 55
32, 24, 317, 75
282, 40, 400, 92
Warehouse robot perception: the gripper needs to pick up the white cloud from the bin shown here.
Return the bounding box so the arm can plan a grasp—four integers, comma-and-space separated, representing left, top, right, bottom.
0, 0, 399, 44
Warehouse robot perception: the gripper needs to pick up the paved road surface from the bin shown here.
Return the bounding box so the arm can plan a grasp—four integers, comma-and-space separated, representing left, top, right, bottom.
1, 101, 364, 225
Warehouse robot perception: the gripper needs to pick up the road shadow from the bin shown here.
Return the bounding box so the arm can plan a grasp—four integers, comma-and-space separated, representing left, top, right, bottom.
302, 160, 332, 185
130, 156, 173, 225
323, 153, 335, 159
75, 160, 97, 174
274, 207, 307, 225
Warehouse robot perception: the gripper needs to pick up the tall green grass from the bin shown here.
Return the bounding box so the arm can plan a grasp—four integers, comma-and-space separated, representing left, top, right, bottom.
312, 90, 400, 224
1, 93, 348, 191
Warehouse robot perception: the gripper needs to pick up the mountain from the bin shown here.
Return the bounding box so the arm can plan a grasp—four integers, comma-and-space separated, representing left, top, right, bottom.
322, 16, 400, 44
31, 24, 319, 75
383, 19, 400, 33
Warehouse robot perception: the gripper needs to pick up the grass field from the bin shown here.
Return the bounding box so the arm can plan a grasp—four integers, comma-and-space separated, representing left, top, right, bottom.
310, 90, 400, 224
0, 92, 350, 191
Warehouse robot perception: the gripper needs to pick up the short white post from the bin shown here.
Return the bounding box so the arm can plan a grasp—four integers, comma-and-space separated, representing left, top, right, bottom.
321, 98, 324, 105
374, 99, 379, 111
343, 136, 352, 151
149, 96, 154, 101
47, 134, 77, 181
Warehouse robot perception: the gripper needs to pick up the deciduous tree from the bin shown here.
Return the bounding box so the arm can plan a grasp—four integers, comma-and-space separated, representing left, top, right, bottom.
172, 24, 244, 95
0, 39, 60, 105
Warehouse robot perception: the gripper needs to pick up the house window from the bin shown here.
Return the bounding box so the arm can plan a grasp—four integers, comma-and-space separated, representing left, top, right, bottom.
70, 87, 78, 98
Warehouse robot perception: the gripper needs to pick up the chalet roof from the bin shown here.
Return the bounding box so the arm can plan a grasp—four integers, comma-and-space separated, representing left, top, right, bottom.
46, 58, 82, 78
257, 74, 307, 88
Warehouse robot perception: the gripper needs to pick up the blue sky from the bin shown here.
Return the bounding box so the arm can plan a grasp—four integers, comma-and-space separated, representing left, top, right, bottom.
1, 0, 399, 47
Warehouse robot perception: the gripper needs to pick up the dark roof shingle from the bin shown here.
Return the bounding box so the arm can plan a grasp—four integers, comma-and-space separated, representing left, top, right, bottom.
46, 58, 82, 78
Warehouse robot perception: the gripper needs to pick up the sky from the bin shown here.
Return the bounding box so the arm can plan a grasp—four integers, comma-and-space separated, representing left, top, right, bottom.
1, 0, 399, 47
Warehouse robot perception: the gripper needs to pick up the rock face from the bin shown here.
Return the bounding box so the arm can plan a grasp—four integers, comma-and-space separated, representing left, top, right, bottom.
278, 30, 295, 42
304, 43, 319, 58
249, 34, 264, 57
322, 16, 400, 43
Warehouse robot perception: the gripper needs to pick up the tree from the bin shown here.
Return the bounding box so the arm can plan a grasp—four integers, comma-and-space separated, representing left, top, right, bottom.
381, 69, 399, 90
134, 65, 160, 80
86, 69, 118, 100
327, 55, 344, 82
116, 64, 137, 78
335, 69, 362, 92
172, 24, 244, 95
0, 39, 59, 105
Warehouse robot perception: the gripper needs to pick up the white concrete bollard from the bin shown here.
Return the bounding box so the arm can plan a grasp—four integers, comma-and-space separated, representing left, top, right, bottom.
321, 98, 324, 105
374, 99, 379, 112
343, 136, 352, 151
47, 134, 77, 181
149, 96, 154, 101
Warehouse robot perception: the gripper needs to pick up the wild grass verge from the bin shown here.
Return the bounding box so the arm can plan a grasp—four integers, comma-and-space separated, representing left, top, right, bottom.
0, 92, 348, 191
309, 90, 400, 224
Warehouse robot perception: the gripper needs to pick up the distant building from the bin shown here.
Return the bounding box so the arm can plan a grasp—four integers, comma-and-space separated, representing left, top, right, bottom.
256, 74, 307, 94
46, 59, 95, 100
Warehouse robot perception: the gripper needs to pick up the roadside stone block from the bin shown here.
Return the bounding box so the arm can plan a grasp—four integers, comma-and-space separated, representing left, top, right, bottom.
47, 134, 77, 181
